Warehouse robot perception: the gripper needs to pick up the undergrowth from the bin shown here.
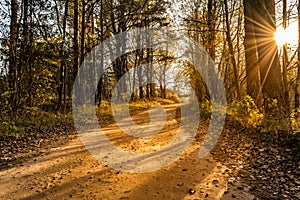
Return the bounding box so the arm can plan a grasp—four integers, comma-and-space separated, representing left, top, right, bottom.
2, 95, 299, 157
0, 108, 73, 137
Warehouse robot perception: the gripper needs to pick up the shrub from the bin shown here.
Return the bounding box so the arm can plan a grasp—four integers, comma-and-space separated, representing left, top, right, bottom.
199, 99, 212, 120
228, 95, 263, 129
166, 93, 180, 103
259, 98, 292, 134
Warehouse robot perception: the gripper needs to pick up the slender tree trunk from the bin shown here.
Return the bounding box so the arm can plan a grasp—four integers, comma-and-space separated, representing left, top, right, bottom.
207, 0, 218, 100
162, 43, 168, 99
73, 0, 80, 105
132, 58, 137, 100
146, 37, 154, 98
138, 50, 144, 99
224, 0, 241, 100
97, 0, 104, 105
136, 27, 144, 99
21, 0, 33, 107
237, 5, 242, 94
80, 0, 87, 103
58, 0, 69, 112
207, 0, 215, 61
295, 0, 300, 110
81, 0, 86, 65
73, 0, 79, 81
9, 0, 19, 118
28, 0, 33, 107
133, 26, 141, 100
282, 0, 290, 113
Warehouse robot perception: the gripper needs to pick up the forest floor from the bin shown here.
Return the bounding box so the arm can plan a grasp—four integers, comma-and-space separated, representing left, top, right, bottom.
0, 103, 299, 199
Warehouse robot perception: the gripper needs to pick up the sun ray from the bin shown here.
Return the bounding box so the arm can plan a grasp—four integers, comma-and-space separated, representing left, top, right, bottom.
260, 44, 278, 90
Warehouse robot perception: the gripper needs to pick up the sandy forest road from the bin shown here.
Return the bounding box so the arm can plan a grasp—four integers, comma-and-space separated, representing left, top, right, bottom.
0, 104, 255, 200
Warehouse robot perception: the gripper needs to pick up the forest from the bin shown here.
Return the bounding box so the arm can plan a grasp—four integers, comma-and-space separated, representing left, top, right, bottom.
0, 0, 300, 199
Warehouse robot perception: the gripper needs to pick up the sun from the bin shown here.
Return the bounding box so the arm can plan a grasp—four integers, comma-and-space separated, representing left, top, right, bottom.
275, 27, 287, 46
274, 23, 298, 46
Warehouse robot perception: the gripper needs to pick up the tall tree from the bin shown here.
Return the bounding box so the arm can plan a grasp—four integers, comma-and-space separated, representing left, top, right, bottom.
20, 0, 30, 106
8, 0, 19, 117
244, 0, 261, 105
80, 0, 86, 66
57, 0, 69, 112
224, 0, 241, 100
73, 0, 80, 82
295, 0, 300, 110
282, 0, 290, 113
246, 0, 287, 114
73, 0, 80, 105
96, 0, 104, 105
207, 0, 216, 61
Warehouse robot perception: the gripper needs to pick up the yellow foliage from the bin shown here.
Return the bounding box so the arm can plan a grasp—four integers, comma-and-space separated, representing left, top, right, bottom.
228, 96, 263, 128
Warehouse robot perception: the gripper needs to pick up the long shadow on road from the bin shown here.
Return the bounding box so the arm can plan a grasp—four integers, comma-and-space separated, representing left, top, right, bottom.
0, 104, 235, 200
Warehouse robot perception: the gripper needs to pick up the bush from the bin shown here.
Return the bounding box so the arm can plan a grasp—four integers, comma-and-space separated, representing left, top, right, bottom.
199, 99, 212, 120
166, 93, 180, 103
154, 98, 176, 105
228, 95, 263, 129
259, 98, 293, 135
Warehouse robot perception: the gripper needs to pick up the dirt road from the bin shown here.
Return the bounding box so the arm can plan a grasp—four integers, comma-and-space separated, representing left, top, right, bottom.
0, 104, 255, 199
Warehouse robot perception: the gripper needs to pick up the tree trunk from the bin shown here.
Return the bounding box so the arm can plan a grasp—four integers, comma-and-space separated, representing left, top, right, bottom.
73, 0, 80, 105
224, 0, 241, 100
21, 0, 30, 106
9, 0, 19, 118
97, 0, 104, 106
207, 0, 216, 61
58, 0, 69, 112
295, 0, 300, 110
244, 0, 261, 105
254, 0, 285, 111
282, 0, 290, 113
28, 0, 33, 107
138, 50, 144, 99
73, 0, 79, 81
80, 0, 86, 66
